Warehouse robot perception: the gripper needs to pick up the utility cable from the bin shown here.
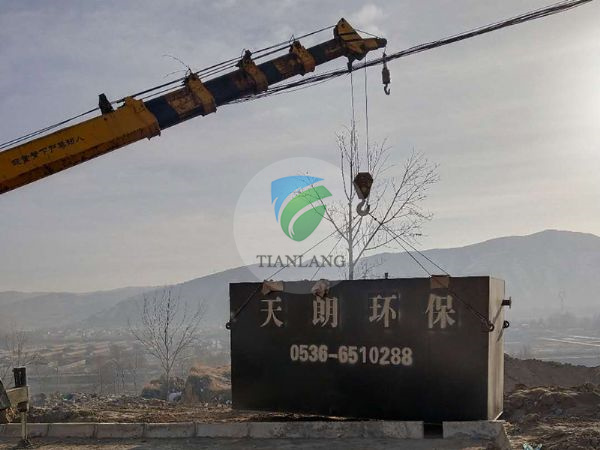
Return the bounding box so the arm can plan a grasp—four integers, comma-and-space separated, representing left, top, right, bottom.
0, 107, 100, 150
229, 0, 593, 105
0, 25, 334, 150
122, 25, 336, 103
1, 0, 592, 149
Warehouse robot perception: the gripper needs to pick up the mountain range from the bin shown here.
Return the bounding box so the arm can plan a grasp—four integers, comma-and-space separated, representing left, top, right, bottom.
1, 229, 598, 331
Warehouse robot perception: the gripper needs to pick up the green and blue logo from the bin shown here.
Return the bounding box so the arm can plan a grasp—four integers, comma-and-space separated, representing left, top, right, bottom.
271, 176, 332, 241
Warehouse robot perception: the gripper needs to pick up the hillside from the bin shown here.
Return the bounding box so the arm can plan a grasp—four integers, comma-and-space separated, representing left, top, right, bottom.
84, 229, 600, 329
369, 229, 600, 317
2, 229, 599, 330
0, 286, 151, 329
0, 291, 49, 308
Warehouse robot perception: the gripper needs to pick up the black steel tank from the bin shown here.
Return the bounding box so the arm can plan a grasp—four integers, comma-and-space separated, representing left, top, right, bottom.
229, 276, 506, 422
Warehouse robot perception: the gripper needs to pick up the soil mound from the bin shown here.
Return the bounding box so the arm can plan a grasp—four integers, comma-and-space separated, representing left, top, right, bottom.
141, 376, 185, 400
181, 365, 231, 404
504, 358, 600, 450
504, 383, 600, 423
505, 354, 600, 392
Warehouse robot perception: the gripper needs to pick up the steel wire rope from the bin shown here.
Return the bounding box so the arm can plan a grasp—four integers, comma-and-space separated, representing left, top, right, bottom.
363, 56, 370, 154
226, 228, 339, 327
310, 233, 345, 281
367, 212, 495, 331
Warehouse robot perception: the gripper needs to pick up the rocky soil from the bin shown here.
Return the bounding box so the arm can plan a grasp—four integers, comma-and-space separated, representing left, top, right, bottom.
503, 356, 600, 449
503, 383, 600, 449
181, 365, 231, 404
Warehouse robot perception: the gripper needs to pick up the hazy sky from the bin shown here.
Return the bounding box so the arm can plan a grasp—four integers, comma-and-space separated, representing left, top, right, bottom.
0, 0, 598, 292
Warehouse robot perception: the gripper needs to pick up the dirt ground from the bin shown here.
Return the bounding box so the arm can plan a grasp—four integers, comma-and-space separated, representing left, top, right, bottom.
2, 357, 599, 449
503, 384, 600, 449
506, 418, 600, 450
26, 393, 348, 424
504, 355, 600, 392
0, 437, 496, 450
502, 357, 600, 449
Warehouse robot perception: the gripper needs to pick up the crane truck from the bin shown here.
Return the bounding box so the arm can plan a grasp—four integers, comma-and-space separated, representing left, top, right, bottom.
0, 19, 386, 195
0, 19, 384, 445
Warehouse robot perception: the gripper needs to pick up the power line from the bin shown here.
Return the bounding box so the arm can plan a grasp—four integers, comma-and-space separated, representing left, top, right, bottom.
229, 0, 593, 105
1, 0, 592, 150
122, 25, 336, 103
0, 25, 335, 150
0, 107, 100, 150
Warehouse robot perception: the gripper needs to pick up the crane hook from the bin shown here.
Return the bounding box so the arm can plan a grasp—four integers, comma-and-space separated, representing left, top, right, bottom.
356, 199, 371, 217
381, 53, 391, 95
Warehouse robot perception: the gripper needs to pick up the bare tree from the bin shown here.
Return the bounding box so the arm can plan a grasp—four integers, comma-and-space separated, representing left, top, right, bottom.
129, 287, 205, 400
125, 343, 146, 393
108, 344, 127, 394
319, 125, 438, 279
89, 354, 112, 394
0, 326, 40, 381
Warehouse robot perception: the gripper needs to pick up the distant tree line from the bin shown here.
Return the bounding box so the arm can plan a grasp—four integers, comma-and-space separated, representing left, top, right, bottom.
528, 311, 600, 332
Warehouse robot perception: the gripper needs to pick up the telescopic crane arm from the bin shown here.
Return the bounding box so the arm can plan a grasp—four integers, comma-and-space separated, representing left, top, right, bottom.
0, 19, 386, 195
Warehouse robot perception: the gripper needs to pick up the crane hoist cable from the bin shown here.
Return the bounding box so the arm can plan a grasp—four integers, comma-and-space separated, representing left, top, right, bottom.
363, 56, 370, 152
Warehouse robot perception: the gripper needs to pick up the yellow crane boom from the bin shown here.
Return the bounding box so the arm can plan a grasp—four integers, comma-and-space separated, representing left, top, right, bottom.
0, 19, 385, 195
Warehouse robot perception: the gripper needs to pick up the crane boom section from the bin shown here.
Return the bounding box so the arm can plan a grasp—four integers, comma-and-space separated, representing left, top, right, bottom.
0, 19, 386, 194
0, 98, 160, 194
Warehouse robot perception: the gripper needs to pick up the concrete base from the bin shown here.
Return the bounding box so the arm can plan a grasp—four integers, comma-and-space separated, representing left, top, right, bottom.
47, 423, 96, 438
0, 423, 48, 438
444, 421, 510, 449
0, 420, 510, 448
96, 423, 145, 439
145, 422, 195, 439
